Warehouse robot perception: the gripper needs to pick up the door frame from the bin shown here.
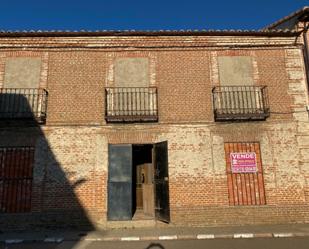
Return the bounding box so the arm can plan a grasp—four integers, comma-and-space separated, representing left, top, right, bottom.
107, 141, 170, 223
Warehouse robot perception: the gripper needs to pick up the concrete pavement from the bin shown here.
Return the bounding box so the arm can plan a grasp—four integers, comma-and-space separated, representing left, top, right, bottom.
2, 223, 309, 245
3, 238, 309, 249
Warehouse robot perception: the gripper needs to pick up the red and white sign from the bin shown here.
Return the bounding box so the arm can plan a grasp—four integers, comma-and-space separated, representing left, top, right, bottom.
230, 152, 257, 173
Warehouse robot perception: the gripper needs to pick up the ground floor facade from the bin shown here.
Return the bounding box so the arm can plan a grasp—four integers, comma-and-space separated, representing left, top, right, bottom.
1, 121, 309, 230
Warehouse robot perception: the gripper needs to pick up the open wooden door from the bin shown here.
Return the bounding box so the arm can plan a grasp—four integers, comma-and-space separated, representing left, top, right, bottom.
142, 163, 155, 217
107, 144, 132, 220
154, 141, 170, 223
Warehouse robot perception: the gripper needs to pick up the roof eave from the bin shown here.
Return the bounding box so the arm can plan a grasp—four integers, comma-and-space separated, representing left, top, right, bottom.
0, 30, 301, 38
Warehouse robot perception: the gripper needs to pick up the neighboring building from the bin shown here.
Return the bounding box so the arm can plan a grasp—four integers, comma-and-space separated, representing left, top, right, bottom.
1, 8, 309, 229
265, 6, 309, 101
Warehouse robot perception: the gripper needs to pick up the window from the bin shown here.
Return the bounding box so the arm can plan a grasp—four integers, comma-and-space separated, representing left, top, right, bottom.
0, 57, 47, 122
213, 56, 269, 121
114, 58, 149, 87
224, 142, 266, 205
105, 57, 158, 122
218, 56, 253, 86
4, 57, 41, 88
0, 147, 34, 213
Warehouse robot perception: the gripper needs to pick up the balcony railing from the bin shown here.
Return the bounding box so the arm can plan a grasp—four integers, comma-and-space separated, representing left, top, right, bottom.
212, 86, 269, 121
0, 88, 48, 123
105, 87, 158, 122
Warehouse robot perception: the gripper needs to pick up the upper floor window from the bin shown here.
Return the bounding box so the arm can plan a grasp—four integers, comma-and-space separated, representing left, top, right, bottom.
218, 56, 254, 86
213, 56, 269, 121
114, 57, 150, 87
105, 58, 158, 123
0, 57, 48, 123
4, 57, 42, 89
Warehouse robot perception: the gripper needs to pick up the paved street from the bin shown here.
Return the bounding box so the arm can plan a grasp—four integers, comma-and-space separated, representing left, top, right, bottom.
2, 238, 309, 249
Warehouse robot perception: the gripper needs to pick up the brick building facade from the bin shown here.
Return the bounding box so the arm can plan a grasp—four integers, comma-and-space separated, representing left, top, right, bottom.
1, 8, 309, 230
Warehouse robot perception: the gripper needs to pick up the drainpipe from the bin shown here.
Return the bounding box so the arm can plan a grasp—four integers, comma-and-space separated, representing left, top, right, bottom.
302, 23, 309, 94
301, 23, 309, 116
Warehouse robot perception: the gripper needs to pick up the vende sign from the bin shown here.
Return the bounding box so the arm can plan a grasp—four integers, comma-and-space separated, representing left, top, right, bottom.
230, 152, 257, 173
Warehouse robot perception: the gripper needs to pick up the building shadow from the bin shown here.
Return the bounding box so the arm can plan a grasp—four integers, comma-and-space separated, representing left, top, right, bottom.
0, 92, 97, 248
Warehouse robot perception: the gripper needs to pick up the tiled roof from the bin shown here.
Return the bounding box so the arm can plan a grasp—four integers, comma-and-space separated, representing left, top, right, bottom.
264, 6, 309, 30
0, 29, 300, 37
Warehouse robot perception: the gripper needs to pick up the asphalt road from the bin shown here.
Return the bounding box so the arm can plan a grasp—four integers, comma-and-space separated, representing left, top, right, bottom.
2, 238, 309, 249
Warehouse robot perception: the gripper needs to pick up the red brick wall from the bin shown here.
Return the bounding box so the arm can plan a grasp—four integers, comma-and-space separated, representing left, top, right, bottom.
255, 49, 293, 120
47, 52, 106, 125
157, 50, 212, 123
0, 35, 308, 229
43, 48, 296, 125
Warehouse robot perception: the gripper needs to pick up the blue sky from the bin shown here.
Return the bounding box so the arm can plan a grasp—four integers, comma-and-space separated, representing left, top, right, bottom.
1, 0, 308, 31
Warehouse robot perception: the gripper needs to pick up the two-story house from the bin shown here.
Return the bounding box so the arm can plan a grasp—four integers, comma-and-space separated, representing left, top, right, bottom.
1, 8, 309, 230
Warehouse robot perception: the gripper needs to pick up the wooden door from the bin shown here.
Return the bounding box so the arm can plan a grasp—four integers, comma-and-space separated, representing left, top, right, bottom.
154, 141, 170, 223
142, 163, 154, 217
0, 147, 34, 213
224, 142, 266, 205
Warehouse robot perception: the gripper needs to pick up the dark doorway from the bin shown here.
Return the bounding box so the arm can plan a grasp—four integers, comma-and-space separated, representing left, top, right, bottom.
132, 144, 154, 220
107, 141, 170, 223
107, 143, 155, 221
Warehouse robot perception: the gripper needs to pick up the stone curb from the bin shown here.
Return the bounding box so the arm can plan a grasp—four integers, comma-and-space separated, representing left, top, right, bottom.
2, 232, 309, 244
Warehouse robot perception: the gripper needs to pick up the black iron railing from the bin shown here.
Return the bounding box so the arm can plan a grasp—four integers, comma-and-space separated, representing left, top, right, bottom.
0, 88, 48, 123
212, 86, 269, 121
105, 87, 158, 122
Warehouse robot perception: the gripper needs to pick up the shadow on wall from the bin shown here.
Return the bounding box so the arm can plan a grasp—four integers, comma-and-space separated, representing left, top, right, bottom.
0, 93, 96, 247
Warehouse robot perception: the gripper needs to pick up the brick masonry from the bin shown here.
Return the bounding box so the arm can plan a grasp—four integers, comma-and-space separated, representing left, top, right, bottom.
0, 33, 309, 229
